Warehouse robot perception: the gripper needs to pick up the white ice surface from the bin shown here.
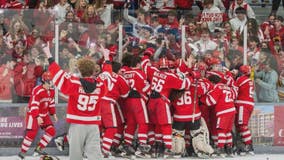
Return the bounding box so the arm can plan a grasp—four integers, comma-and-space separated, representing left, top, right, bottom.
2, 154, 284, 160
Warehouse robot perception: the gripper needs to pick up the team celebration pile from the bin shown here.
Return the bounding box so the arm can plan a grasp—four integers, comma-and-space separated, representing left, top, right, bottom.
0, 0, 283, 160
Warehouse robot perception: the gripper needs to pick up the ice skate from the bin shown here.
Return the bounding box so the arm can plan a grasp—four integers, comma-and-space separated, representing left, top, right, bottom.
119, 144, 136, 159
196, 151, 210, 159
240, 144, 254, 156
225, 145, 234, 157
134, 143, 151, 158
149, 143, 157, 158
111, 145, 124, 157
102, 149, 116, 159
163, 148, 175, 158
17, 152, 25, 160
33, 146, 48, 156
211, 147, 226, 158
156, 142, 165, 158
54, 136, 64, 152
121, 144, 135, 155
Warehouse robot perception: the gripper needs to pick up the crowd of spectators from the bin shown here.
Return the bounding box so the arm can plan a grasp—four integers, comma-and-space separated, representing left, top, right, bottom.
0, 0, 283, 103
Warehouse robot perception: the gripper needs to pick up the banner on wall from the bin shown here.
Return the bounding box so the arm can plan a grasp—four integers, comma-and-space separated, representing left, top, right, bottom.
249, 104, 274, 145
0, 116, 25, 139
274, 106, 284, 146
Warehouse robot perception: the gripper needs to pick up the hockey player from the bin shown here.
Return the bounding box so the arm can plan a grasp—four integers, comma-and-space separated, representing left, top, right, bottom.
122, 55, 151, 158
43, 43, 111, 160
171, 69, 215, 158
171, 58, 214, 157
201, 74, 236, 157
97, 59, 130, 157
195, 61, 214, 131
18, 71, 57, 160
141, 51, 191, 158
204, 57, 224, 147
235, 65, 255, 155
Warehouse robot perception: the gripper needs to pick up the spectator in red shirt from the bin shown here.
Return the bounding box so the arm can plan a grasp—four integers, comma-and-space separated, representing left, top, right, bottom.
74, 0, 88, 20
0, 55, 16, 102
268, 16, 284, 48
160, 11, 179, 29
81, 4, 101, 23
261, 14, 276, 42
13, 53, 36, 103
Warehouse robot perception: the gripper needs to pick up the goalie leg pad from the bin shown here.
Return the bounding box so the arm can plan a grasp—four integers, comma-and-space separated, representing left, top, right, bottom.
171, 129, 185, 154
191, 129, 214, 155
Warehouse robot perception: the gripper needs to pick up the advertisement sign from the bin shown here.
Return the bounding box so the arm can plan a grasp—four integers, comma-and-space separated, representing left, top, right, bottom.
274, 106, 284, 146
249, 104, 274, 145
0, 117, 25, 139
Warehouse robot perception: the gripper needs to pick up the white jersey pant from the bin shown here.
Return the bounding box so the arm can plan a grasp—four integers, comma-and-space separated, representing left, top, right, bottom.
68, 124, 103, 160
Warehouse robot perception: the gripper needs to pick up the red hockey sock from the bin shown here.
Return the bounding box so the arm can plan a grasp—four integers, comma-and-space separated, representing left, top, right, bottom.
225, 132, 233, 146
38, 126, 55, 149
154, 125, 163, 143
138, 123, 148, 144
113, 125, 124, 147
21, 130, 37, 153
124, 123, 136, 145
238, 125, 252, 145
160, 124, 172, 149
217, 129, 226, 148
102, 127, 117, 154
148, 124, 155, 145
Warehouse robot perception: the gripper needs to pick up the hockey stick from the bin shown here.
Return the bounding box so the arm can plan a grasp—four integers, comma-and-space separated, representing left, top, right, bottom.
192, 78, 198, 123
192, 53, 201, 123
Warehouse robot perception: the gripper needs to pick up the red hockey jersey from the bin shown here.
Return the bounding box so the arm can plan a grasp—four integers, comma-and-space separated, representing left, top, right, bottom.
28, 85, 55, 118
235, 75, 254, 106
172, 81, 206, 122
100, 72, 130, 102
48, 62, 110, 125
123, 68, 150, 100
202, 83, 236, 116
141, 57, 191, 98
199, 78, 213, 94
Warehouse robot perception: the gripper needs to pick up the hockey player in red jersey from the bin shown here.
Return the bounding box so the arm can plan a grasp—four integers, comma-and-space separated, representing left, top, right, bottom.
204, 58, 224, 147
122, 55, 151, 158
97, 60, 130, 157
171, 58, 214, 158
235, 65, 255, 155
43, 43, 111, 160
201, 74, 236, 157
18, 71, 57, 160
141, 50, 191, 158
196, 61, 214, 132
172, 70, 214, 157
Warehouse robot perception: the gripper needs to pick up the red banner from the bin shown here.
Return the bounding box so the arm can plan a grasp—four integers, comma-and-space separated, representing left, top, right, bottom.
274, 106, 284, 146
